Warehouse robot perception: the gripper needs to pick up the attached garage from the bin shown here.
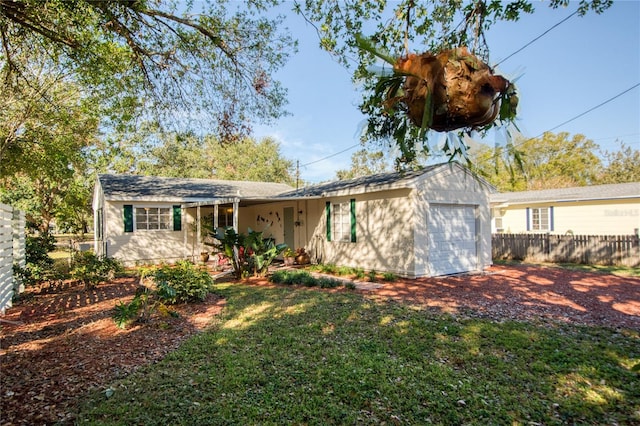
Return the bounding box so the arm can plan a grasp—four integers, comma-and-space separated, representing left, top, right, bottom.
427, 204, 478, 276
275, 162, 494, 278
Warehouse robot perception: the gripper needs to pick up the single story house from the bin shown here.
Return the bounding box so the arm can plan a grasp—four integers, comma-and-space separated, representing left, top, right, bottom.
93, 162, 493, 277
490, 182, 640, 235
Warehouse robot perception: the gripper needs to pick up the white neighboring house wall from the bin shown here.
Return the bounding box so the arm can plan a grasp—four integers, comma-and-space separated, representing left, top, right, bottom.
0, 203, 26, 314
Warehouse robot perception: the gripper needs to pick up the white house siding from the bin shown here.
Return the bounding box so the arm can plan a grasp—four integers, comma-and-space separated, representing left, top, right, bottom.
241, 202, 294, 246
103, 201, 189, 265
498, 199, 639, 235
306, 189, 417, 277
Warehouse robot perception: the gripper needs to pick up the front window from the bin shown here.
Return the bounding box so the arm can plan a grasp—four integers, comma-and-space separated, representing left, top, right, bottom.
135, 207, 172, 230
531, 207, 550, 231
219, 207, 234, 229
332, 202, 351, 242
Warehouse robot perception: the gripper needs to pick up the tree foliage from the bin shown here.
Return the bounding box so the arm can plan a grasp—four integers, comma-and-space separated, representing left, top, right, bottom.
295, 0, 612, 164
116, 132, 296, 185
0, 70, 98, 232
336, 149, 392, 180
1, 0, 295, 143
597, 141, 640, 184
469, 132, 607, 191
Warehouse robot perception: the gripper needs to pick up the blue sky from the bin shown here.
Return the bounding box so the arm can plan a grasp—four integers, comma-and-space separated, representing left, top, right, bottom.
254, 1, 640, 183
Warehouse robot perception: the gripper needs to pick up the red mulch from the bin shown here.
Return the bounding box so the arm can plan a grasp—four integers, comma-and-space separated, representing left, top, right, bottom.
1, 265, 638, 425
0, 278, 225, 425
361, 264, 640, 330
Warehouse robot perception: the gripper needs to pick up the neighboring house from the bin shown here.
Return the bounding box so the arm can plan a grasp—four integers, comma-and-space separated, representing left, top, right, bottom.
93, 162, 493, 277
490, 182, 640, 235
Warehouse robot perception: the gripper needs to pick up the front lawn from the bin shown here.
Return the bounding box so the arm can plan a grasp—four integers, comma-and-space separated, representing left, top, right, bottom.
77, 282, 639, 425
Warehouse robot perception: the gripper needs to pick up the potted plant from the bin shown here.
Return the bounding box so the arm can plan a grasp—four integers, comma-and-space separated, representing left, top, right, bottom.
295, 247, 310, 265
200, 251, 210, 263
283, 247, 295, 266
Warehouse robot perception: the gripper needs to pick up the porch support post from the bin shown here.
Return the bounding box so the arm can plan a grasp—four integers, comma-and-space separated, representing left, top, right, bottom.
197, 205, 202, 251
214, 204, 219, 230
233, 198, 239, 232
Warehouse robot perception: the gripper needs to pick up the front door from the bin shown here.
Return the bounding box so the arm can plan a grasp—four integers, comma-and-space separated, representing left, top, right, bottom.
283, 207, 295, 251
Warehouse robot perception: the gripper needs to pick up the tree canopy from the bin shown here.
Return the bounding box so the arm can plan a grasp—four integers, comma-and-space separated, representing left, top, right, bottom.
115, 132, 296, 185
335, 149, 392, 180
1, 0, 295, 150
468, 132, 639, 192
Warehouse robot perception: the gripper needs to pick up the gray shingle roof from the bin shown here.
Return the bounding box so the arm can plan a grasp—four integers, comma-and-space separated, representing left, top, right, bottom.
98, 174, 293, 201
491, 182, 640, 204
276, 163, 457, 198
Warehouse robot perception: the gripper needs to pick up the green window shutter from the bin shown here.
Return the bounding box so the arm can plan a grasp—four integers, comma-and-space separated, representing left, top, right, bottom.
123, 205, 133, 233
173, 205, 182, 231
325, 201, 331, 241
350, 199, 356, 243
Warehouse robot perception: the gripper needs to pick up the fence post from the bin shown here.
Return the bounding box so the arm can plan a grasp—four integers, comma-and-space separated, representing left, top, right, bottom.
0, 204, 14, 313
13, 209, 26, 294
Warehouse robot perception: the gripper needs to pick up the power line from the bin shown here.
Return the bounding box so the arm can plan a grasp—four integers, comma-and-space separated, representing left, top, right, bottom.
534, 83, 640, 138
495, 10, 578, 67
495, 82, 640, 153
301, 143, 360, 167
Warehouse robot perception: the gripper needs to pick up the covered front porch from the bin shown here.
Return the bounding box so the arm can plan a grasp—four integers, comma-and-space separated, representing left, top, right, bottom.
182, 196, 321, 262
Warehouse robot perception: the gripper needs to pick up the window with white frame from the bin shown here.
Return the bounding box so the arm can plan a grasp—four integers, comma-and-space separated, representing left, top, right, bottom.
135, 207, 172, 230
332, 202, 352, 242
530, 207, 550, 231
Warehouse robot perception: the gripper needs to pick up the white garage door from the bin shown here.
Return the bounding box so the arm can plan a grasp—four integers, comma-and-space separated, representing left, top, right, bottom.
427, 204, 477, 276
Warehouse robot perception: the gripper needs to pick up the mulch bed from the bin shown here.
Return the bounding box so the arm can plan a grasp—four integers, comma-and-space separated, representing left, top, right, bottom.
362, 264, 640, 330
1, 265, 638, 425
0, 277, 225, 425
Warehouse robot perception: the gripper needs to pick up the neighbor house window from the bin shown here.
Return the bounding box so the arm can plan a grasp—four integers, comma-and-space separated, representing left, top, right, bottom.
326, 200, 356, 243
135, 207, 172, 230
527, 207, 554, 232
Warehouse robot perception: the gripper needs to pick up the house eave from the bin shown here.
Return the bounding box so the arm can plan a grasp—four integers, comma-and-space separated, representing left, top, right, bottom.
490, 194, 638, 206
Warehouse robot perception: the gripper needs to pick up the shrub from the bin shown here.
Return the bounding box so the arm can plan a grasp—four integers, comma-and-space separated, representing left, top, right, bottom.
13, 232, 57, 287
382, 272, 397, 282
112, 286, 177, 329
212, 227, 286, 278
153, 260, 212, 304
270, 270, 346, 289
112, 260, 213, 329
71, 251, 124, 289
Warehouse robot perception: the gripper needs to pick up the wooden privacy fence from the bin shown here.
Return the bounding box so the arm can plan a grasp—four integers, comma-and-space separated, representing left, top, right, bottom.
0, 203, 26, 314
492, 233, 640, 267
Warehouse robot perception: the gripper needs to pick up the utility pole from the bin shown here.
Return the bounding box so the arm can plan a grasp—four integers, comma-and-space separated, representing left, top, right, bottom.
296, 160, 300, 190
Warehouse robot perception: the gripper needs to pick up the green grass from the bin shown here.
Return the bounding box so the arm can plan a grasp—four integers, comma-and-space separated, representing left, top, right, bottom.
493, 259, 640, 277
77, 284, 640, 425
